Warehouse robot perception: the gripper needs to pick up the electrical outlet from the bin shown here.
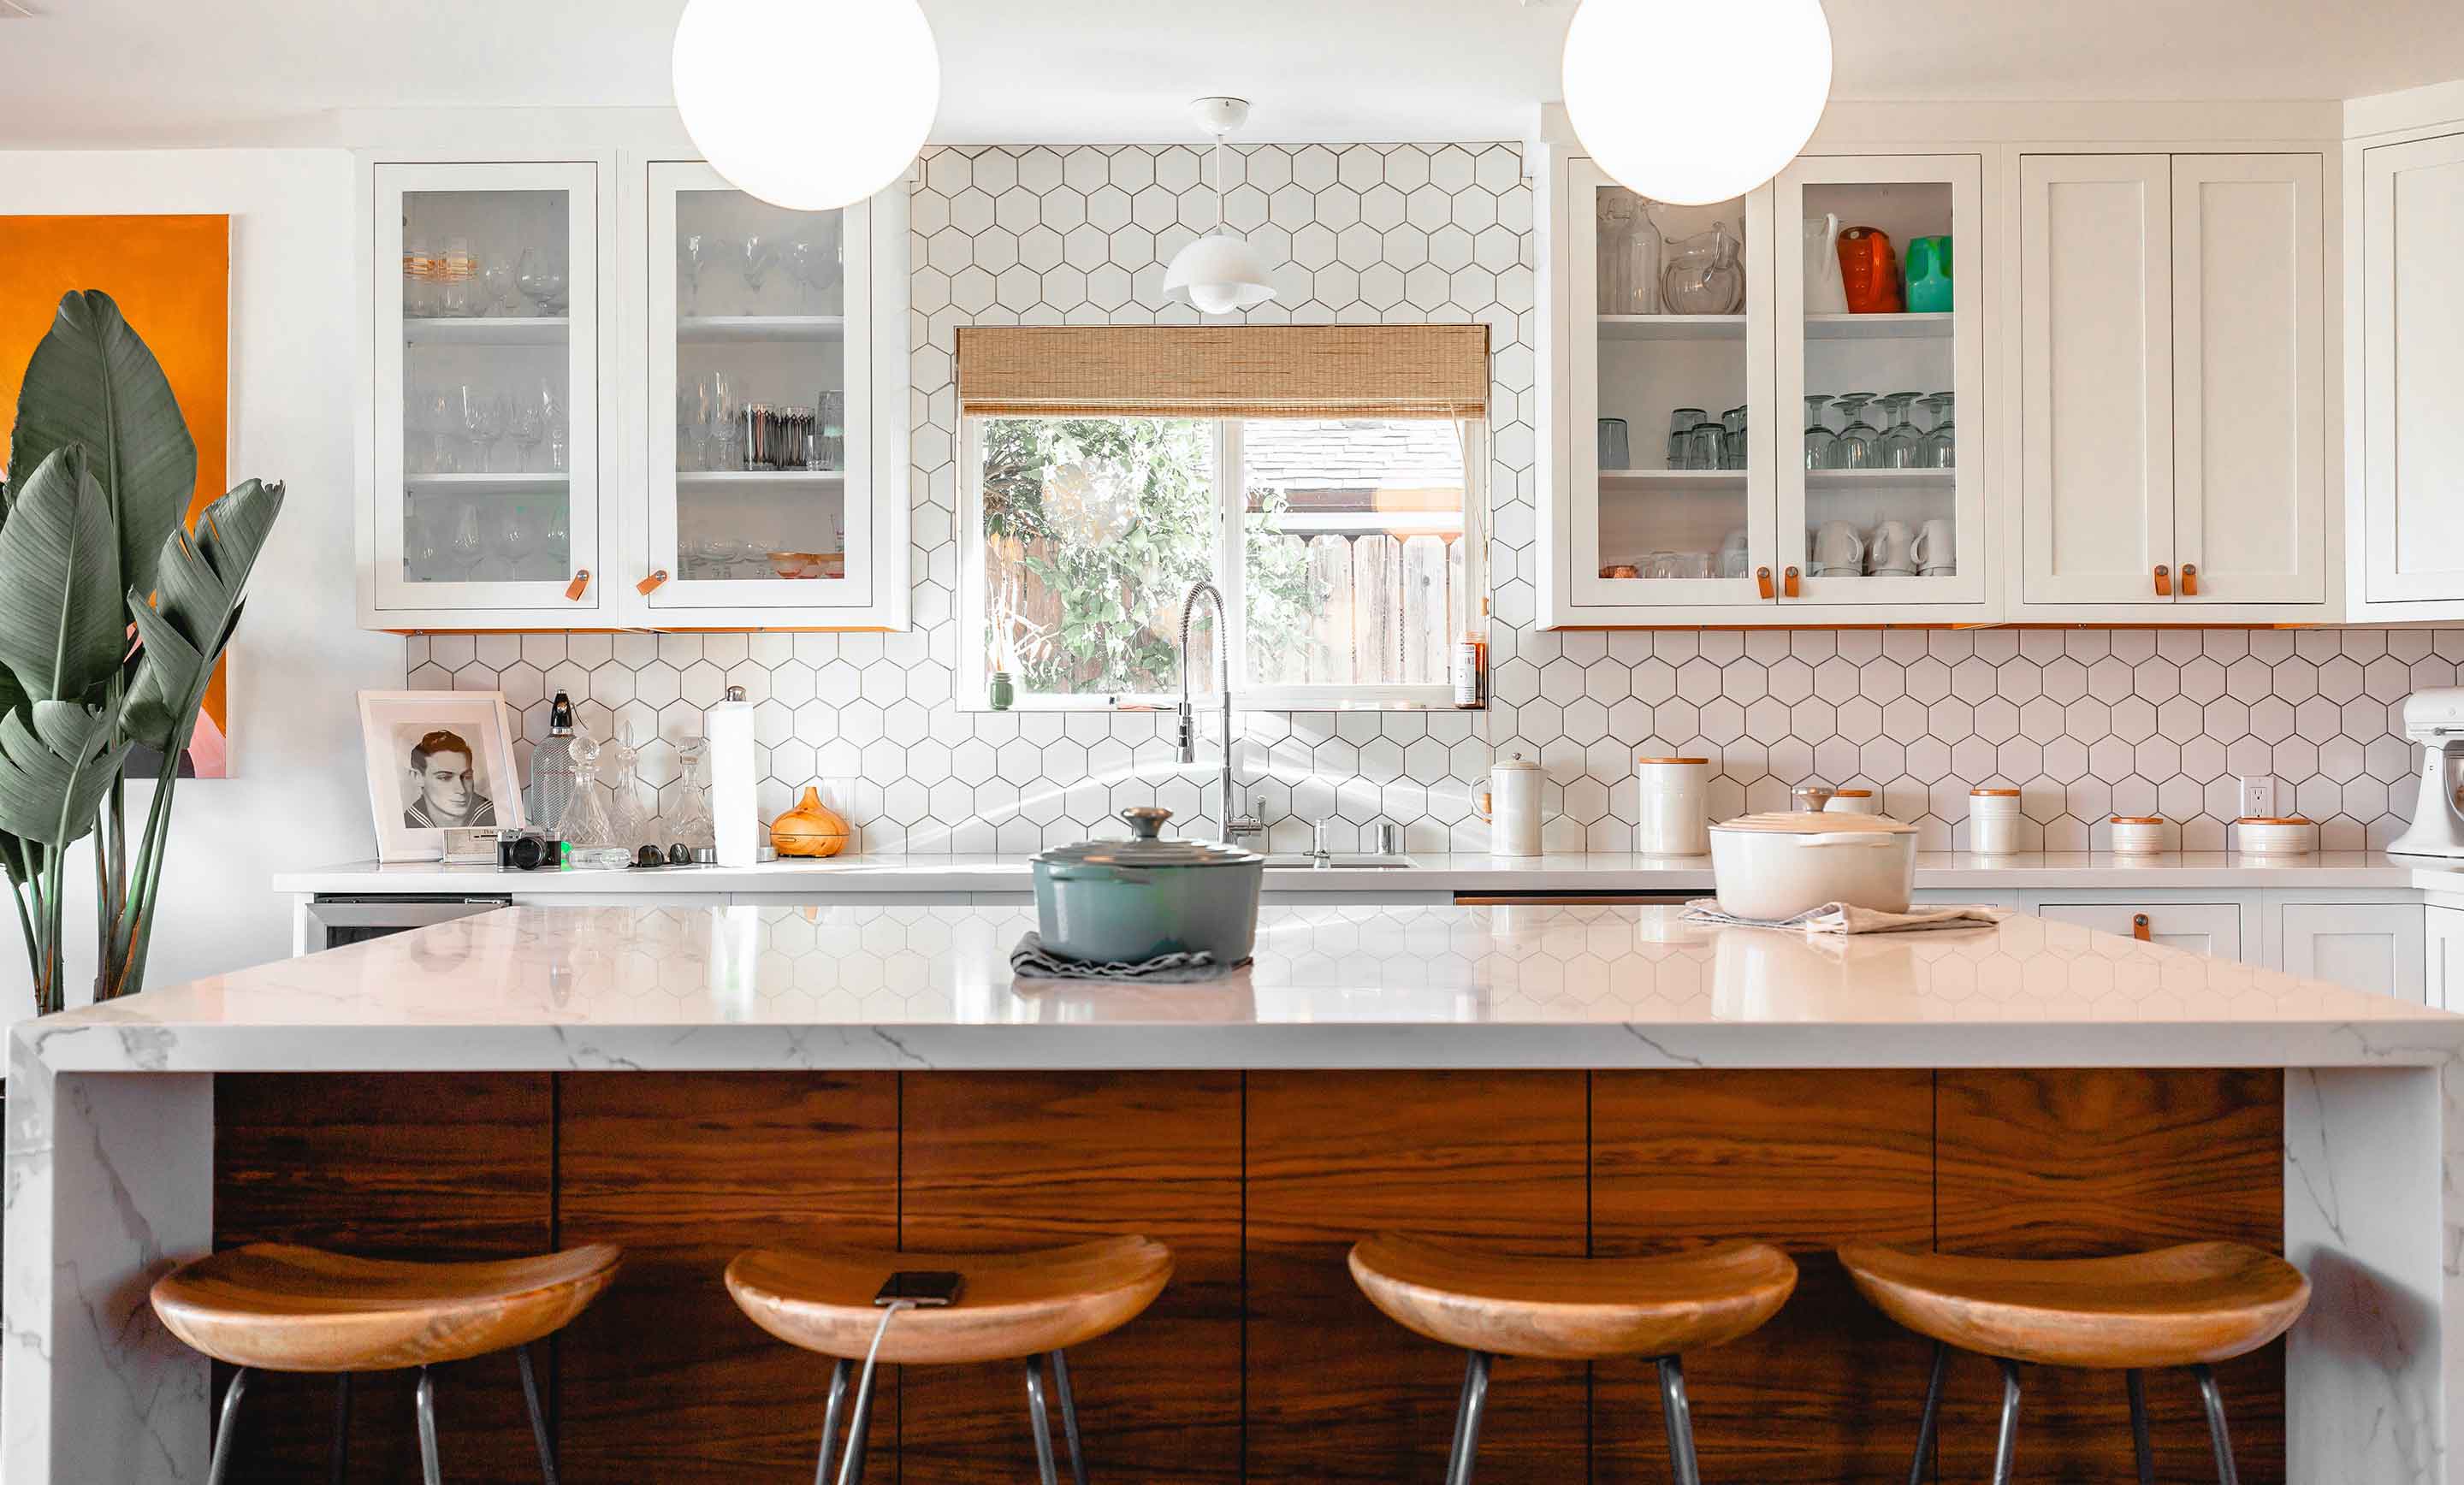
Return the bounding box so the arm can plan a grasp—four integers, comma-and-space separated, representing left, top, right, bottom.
2238, 775, 2278, 819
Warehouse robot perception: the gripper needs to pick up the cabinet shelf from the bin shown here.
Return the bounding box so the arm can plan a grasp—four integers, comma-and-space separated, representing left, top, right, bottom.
403, 316, 569, 346
1806, 467, 1955, 487
1805, 312, 1952, 340
1598, 314, 1744, 341
406, 472, 570, 496
1600, 468, 1744, 489
678, 315, 846, 344
677, 470, 846, 488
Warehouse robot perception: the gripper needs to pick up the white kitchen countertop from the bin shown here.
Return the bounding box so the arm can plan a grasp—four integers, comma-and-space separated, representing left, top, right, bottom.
273, 849, 2464, 896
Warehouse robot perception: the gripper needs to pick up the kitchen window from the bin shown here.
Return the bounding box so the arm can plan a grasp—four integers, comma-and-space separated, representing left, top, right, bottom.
957, 324, 1490, 710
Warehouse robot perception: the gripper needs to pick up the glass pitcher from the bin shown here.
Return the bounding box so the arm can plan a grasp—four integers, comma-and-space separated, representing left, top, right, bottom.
1660, 222, 1745, 315
1596, 194, 1635, 314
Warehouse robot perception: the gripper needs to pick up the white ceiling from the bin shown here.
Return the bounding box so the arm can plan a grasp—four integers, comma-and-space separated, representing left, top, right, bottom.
3, 0, 2462, 148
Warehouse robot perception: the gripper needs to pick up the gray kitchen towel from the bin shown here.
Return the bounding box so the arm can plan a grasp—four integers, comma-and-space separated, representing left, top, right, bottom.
1010, 931, 1250, 982
1680, 899, 2011, 934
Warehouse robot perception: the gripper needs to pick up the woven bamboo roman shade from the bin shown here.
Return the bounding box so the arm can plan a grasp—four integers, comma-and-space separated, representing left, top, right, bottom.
956, 323, 1490, 420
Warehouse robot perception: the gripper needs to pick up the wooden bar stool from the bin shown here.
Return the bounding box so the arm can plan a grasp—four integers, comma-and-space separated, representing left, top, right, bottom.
151, 1241, 621, 1485
1838, 1241, 2311, 1485
726, 1234, 1173, 1485
1347, 1233, 1798, 1485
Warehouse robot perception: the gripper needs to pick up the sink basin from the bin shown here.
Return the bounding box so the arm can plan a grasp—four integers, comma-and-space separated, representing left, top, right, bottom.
1262, 854, 1419, 870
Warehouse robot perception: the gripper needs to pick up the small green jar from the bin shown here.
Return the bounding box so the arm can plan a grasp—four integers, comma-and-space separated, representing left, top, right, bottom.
988, 671, 1016, 711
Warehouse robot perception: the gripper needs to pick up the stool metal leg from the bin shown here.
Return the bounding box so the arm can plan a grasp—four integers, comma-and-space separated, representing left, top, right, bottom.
206, 1366, 252, 1485
329, 1372, 351, 1485
1051, 1349, 1090, 1485
414, 1366, 442, 1485
518, 1343, 559, 1484
1442, 1350, 1492, 1485
2191, 1364, 2241, 1485
813, 1358, 851, 1485
835, 1353, 880, 1485
1904, 1342, 1948, 1485
1025, 1354, 1062, 1485
1990, 1358, 2023, 1485
1656, 1356, 1702, 1485
2127, 1369, 2155, 1485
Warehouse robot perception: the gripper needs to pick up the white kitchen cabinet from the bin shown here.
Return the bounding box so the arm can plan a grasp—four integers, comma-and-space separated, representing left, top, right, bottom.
2425, 904, 2464, 1010
2015, 153, 2329, 619
1543, 151, 1988, 627
2354, 129, 2464, 616
2030, 899, 2244, 960
2277, 902, 2425, 1000
359, 157, 615, 628
624, 161, 909, 629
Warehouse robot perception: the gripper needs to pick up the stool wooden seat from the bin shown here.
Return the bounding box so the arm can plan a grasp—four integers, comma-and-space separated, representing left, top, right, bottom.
1838, 1241, 2310, 1485
727, 1236, 1174, 1485
1347, 1233, 1798, 1485
151, 1241, 620, 1485
1348, 1232, 1798, 1361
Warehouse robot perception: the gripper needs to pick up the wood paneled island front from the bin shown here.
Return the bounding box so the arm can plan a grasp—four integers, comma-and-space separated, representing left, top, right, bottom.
9, 904, 2461, 1484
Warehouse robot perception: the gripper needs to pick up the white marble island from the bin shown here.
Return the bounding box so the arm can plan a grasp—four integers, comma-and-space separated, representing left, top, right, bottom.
9, 902, 2461, 1482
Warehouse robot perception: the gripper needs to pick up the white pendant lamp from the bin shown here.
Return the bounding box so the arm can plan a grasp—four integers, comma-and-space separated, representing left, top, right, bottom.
1163, 98, 1276, 316
672, 0, 940, 211
1561, 0, 1833, 206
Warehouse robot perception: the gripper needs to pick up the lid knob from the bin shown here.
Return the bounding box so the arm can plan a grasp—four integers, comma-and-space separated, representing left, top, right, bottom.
1119, 807, 1173, 841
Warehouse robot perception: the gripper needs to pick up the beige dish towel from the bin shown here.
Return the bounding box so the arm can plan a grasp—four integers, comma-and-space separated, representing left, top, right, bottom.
1682, 899, 2011, 934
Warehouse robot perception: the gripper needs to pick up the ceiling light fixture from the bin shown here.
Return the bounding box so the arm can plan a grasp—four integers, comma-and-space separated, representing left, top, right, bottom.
1162, 98, 1276, 317
672, 0, 939, 211
1561, 0, 1833, 206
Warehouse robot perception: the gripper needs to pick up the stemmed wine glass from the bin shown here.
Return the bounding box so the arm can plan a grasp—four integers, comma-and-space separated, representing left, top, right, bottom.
507, 399, 544, 473
680, 232, 731, 315
462, 388, 508, 472
495, 503, 544, 579
1825, 393, 1876, 470
447, 499, 486, 578
481, 254, 518, 317
737, 234, 774, 309
1875, 393, 1924, 469
1802, 393, 1835, 471
1921, 393, 1956, 468
782, 224, 842, 311
517, 248, 568, 316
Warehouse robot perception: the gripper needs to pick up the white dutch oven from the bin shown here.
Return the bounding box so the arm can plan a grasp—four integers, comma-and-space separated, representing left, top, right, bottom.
1708, 812, 1918, 919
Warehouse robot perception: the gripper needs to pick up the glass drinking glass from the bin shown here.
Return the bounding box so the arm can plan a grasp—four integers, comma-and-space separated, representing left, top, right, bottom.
1718, 406, 1747, 470
1921, 393, 1956, 468
507, 401, 544, 473
709, 372, 742, 470
481, 254, 518, 317
517, 248, 568, 316
738, 234, 775, 306
406, 502, 444, 580
403, 237, 438, 318
1666, 406, 1706, 470
447, 499, 485, 577
468, 390, 508, 472
1875, 392, 1923, 469
1825, 393, 1876, 470
497, 503, 543, 577
782, 230, 842, 312
1682, 422, 1726, 471
439, 236, 476, 317
1802, 393, 1837, 470
542, 500, 571, 566
680, 232, 731, 316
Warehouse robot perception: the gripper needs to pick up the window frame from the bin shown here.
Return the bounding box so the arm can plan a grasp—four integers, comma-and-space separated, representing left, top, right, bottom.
957, 413, 1489, 713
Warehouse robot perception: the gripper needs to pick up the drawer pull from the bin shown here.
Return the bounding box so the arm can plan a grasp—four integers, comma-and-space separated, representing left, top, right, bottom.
563, 570, 590, 601
1782, 565, 1801, 599
1756, 566, 1774, 600
637, 569, 670, 595
2132, 913, 2152, 942
2153, 565, 2172, 597
2180, 563, 2199, 597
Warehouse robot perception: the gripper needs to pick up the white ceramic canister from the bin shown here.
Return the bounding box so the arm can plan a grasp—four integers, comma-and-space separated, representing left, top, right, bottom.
1823, 789, 1879, 816
2236, 815, 2317, 855
1478, 753, 1550, 856
1635, 756, 1710, 855
2109, 815, 2165, 855
1969, 787, 2023, 855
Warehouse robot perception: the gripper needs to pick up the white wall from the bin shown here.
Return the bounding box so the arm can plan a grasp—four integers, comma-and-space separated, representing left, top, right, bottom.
0, 149, 394, 1011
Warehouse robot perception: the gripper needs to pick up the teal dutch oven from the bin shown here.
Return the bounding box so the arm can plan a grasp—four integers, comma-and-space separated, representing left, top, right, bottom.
1032, 807, 1265, 965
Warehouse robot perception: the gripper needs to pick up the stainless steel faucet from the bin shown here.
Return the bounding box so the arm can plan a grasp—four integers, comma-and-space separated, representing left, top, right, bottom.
1176, 582, 1263, 844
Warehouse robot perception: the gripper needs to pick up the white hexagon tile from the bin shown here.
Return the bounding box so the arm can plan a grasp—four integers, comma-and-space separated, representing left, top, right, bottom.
405, 143, 2461, 857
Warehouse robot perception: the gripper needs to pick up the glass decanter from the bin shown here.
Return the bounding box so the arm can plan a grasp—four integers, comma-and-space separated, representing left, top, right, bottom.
670, 738, 717, 852
601, 725, 654, 849
555, 729, 613, 849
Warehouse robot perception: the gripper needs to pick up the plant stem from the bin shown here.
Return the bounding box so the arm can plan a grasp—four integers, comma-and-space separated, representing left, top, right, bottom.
38, 843, 65, 1017
8, 878, 37, 1013
110, 742, 186, 1001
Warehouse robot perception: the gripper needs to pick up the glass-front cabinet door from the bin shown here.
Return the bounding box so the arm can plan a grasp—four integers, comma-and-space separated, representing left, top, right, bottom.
370, 161, 603, 622
1567, 157, 1775, 610
1774, 154, 1985, 606
638, 161, 899, 625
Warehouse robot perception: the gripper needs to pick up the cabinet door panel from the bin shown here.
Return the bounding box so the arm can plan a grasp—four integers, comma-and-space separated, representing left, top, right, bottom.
2020, 155, 2174, 605
2032, 900, 2242, 960
2428, 905, 2464, 1010
2363, 131, 2464, 603
2173, 154, 2325, 605
2280, 902, 2424, 1001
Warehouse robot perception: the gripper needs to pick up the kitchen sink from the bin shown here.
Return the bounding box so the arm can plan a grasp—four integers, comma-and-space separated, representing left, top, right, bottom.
1262, 854, 1419, 870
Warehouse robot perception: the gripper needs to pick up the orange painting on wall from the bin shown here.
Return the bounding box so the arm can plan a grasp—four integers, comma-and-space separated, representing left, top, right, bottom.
0, 213, 232, 777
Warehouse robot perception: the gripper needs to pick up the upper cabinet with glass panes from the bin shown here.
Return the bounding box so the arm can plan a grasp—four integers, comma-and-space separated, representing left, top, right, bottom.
1541, 150, 1987, 626
364, 161, 607, 626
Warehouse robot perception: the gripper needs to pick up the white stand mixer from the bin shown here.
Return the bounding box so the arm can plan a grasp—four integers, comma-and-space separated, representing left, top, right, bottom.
2388, 688, 2464, 857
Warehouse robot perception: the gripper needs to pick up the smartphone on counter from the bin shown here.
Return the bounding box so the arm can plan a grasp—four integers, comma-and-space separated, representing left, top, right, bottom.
874, 1270, 964, 1307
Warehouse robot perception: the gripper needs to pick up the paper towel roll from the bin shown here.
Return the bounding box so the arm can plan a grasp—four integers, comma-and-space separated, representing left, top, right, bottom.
706, 687, 760, 867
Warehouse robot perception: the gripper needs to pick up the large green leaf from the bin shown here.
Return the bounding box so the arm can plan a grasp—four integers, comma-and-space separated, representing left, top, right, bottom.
124, 479, 285, 748
0, 446, 126, 705
8, 289, 197, 600
0, 699, 126, 847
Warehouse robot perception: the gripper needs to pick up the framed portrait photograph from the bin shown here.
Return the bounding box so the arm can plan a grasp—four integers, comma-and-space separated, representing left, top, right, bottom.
358, 690, 525, 861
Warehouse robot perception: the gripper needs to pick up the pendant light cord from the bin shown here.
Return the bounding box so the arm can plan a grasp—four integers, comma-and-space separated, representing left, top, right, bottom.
1211, 134, 1225, 234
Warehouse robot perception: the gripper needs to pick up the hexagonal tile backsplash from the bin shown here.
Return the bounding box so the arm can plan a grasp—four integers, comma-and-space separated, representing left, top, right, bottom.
406, 143, 2458, 856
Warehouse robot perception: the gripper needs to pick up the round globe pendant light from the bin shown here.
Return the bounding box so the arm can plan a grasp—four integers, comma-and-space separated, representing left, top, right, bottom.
1163, 98, 1276, 316
1561, 0, 1833, 206
672, 0, 940, 211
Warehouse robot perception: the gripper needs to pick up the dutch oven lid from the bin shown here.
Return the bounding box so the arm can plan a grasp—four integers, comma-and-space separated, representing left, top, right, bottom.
1034, 808, 1263, 868
1710, 811, 1916, 835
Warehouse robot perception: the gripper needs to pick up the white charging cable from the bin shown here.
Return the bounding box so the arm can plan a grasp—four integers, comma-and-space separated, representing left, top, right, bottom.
832, 1299, 915, 1485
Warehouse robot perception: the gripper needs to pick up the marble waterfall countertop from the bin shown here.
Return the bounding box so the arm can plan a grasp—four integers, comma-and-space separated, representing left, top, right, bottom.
271, 849, 2464, 896
21, 902, 2462, 1074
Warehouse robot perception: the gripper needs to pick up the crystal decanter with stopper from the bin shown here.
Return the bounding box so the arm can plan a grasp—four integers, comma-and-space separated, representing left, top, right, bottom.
601, 724, 654, 850
555, 727, 613, 849
670, 738, 717, 853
